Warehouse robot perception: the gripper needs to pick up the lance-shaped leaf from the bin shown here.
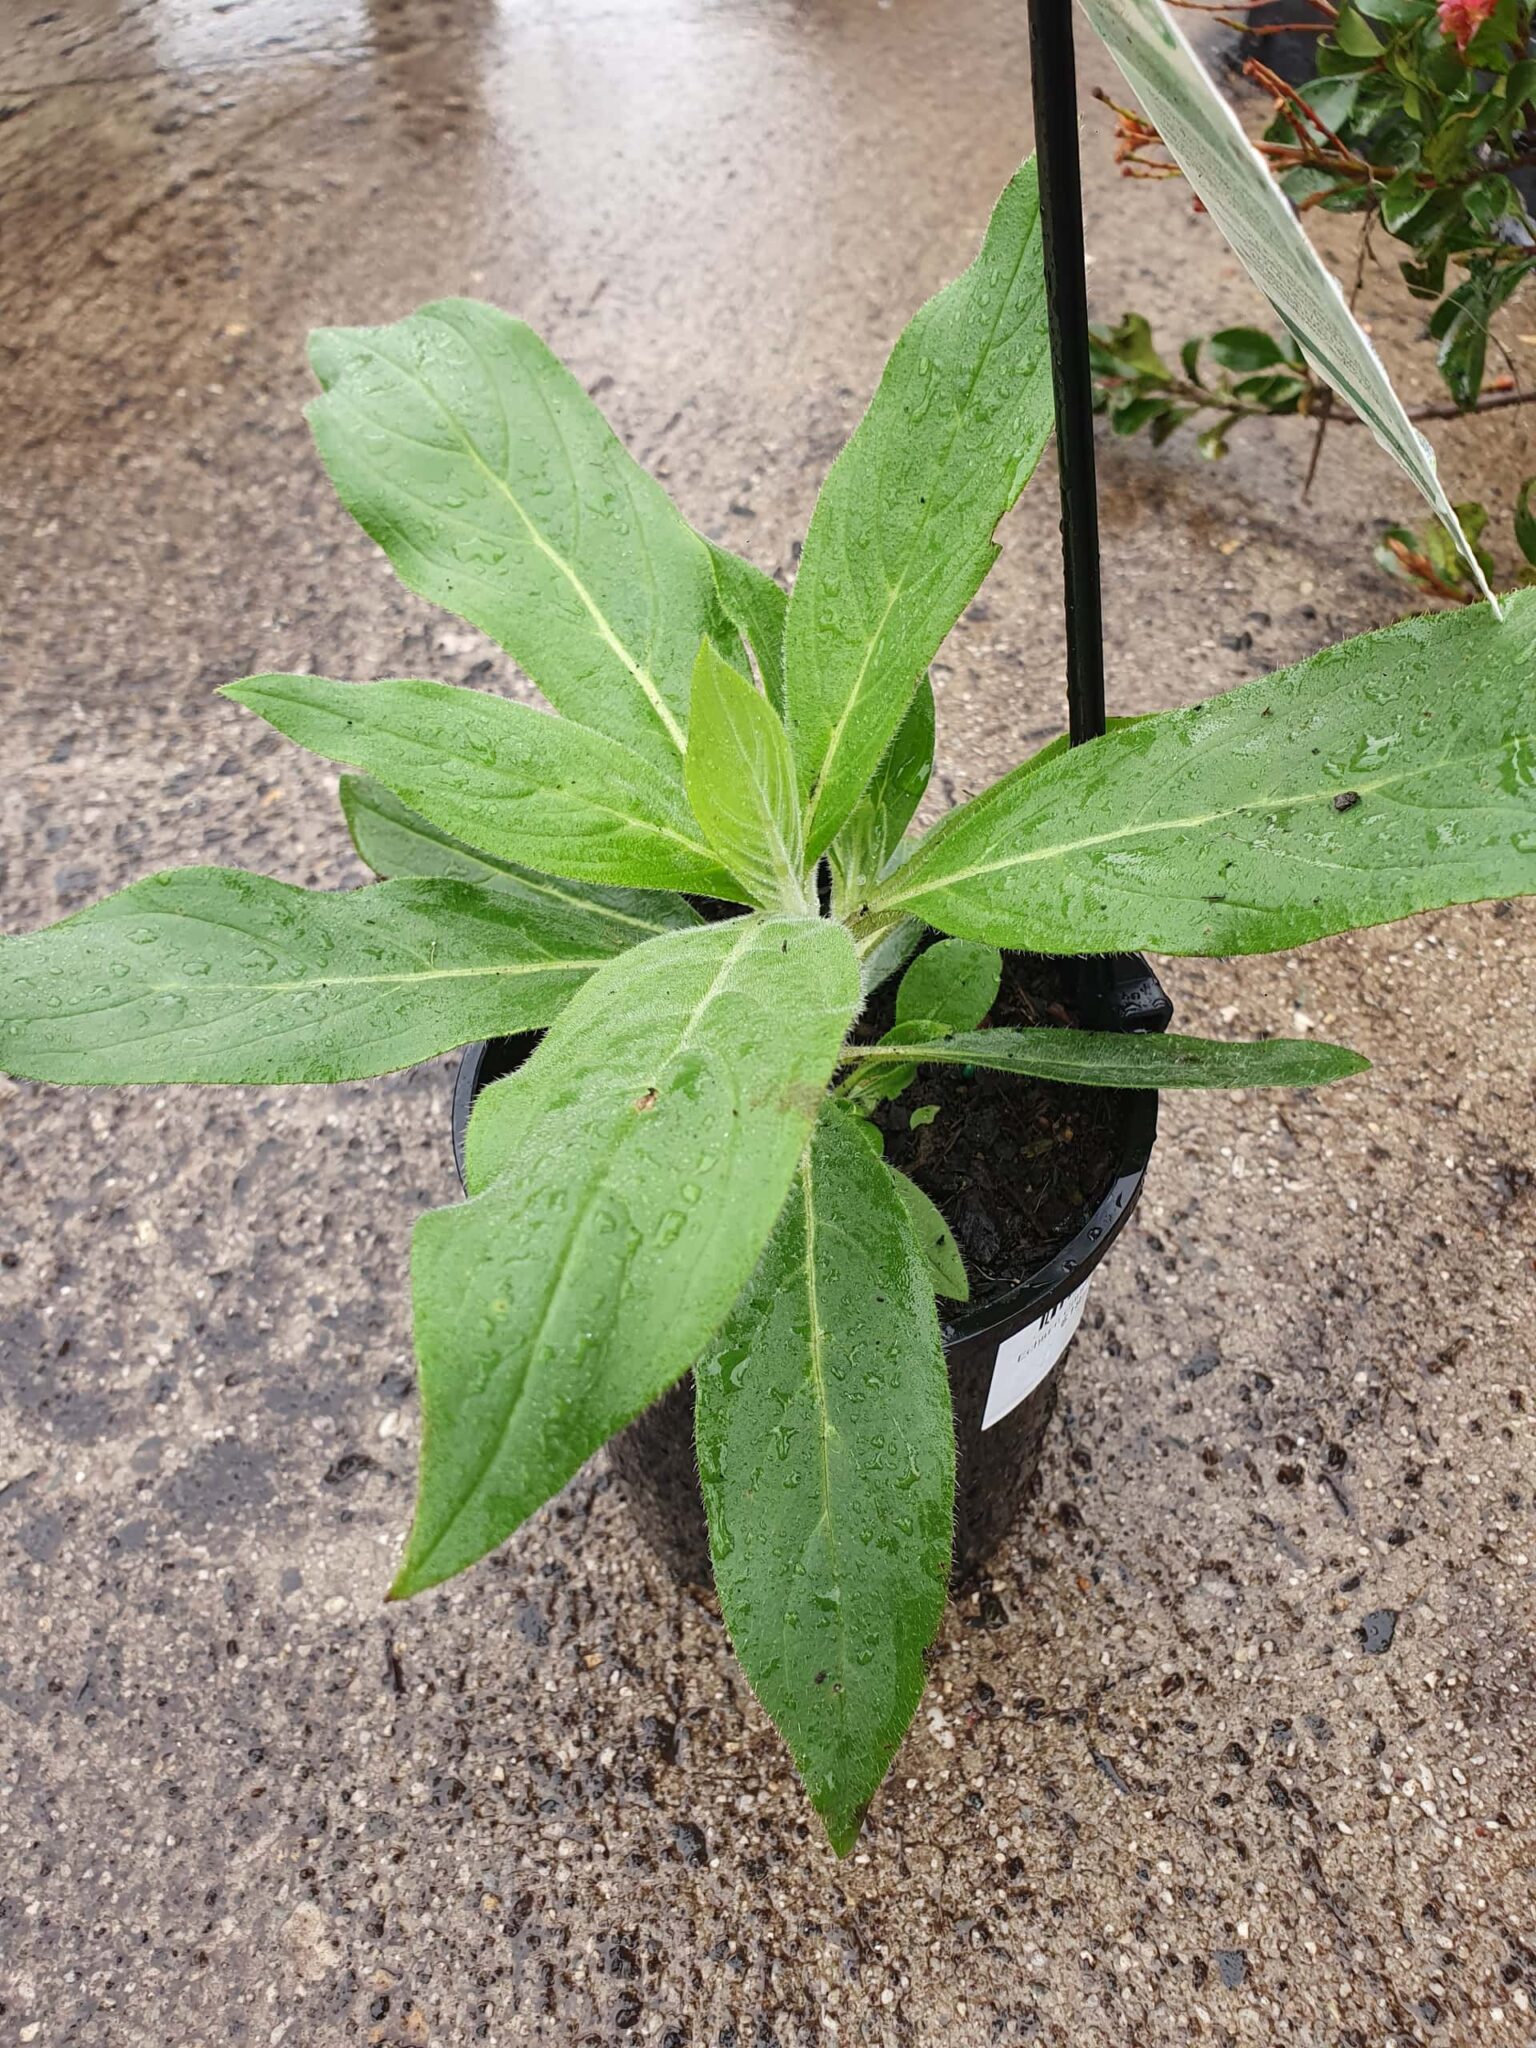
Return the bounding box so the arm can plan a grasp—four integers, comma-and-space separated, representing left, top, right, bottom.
787, 160, 1053, 858
339, 774, 701, 947
884, 1163, 969, 1301
894, 937, 1002, 1034
694, 1107, 954, 1856
394, 914, 860, 1598
685, 642, 810, 913
708, 544, 788, 716
0, 870, 608, 1086
308, 300, 743, 772
1076, 0, 1496, 606
227, 674, 743, 900
871, 594, 1536, 955
840, 1027, 1369, 1090
828, 679, 935, 917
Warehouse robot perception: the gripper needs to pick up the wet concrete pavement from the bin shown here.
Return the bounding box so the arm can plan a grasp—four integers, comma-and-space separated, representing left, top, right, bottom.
3, 2, 1536, 2042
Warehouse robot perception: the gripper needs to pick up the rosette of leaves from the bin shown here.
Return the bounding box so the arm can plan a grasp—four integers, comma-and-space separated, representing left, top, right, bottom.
6, 154, 1536, 1854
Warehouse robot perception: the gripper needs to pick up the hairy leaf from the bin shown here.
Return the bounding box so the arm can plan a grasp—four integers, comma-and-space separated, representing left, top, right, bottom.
308, 300, 741, 771
340, 774, 702, 947
871, 595, 1536, 955
1077, 0, 1496, 605
857, 917, 925, 1000
787, 160, 1053, 857
0, 870, 606, 1085
841, 1027, 1370, 1089
394, 915, 860, 1597
884, 1163, 969, 1301
828, 679, 936, 917
708, 544, 788, 715
695, 1107, 954, 1855
685, 642, 809, 912
228, 675, 743, 899
894, 938, 1002, 1034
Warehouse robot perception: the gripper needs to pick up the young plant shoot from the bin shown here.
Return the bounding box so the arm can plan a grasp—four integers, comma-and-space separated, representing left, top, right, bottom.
4, 155, 1535, 1855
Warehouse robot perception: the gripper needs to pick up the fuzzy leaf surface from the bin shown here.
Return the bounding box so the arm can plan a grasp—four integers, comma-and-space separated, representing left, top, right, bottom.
894, 938, 1002, 1034
694, 1107, 954, 1855
841, 1027, 1370, 1089
884, 1163, 969, 1301
340, 774, 703, 946
872, 596, 1536, 955
0, 870, 606, 1085
395, 915, 860, 1597
708, 545, 788, 715
308, 300, 739, 770
228, 675, 742, 899
787, 161, 1053, 857
685, 642, 808, 912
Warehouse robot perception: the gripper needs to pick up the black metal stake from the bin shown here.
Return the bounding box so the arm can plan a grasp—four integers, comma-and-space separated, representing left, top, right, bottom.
1026, 0, 1107, 748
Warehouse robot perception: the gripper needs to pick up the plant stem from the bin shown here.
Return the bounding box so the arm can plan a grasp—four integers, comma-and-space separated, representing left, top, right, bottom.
1095, 366, 1536, 427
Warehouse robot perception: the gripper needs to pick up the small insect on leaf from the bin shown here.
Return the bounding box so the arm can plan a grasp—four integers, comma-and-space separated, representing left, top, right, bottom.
1333, 791, 1361, 812
634, 1088, 659, 1111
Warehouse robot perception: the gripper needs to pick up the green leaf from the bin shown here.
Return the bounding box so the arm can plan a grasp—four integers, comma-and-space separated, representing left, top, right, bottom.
1230, 371, 1309, 414
786, 158, 1053, 859
307, 300, 739, 774
1148, 404, 1197, 446
707, 544, 789, 716
894, 938, 1002, 1034
684, 642, 810, 913
1101, 311, 1172, 379
1109, 394, 1177, 438
884, 1163, 969, 1300
1197, 421, 1231, 461
395, 914, 860, 1597
857, 917, 925, 999
837, 1018, 949, 1109
841, 1027, 1370, 1090
339, 774, 702, 947
1333, 5, 1384, 57
227, 674, 743, 900
1514, 478, 1536, 568
1077, 0, 1499, 606
870, 592, 1536, 957
1207, 326, 1287, 373
694, 1107, 954, 1855
0, 870, 606, 1086
828, 679, 936, 917
1431, 259, 1535, 410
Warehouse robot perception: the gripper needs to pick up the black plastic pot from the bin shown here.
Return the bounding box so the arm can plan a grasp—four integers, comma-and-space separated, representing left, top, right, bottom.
450, 951, 1171, 1587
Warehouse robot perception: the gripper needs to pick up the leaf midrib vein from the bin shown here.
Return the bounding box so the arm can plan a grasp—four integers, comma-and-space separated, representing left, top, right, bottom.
878, 738, 1534, 907
415, 920, 770, 1579
335, 328, 688, 754
802, 209, 1037, 838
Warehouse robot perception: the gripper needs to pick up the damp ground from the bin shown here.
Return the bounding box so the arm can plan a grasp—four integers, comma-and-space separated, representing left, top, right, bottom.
3, 3, 1535, 2042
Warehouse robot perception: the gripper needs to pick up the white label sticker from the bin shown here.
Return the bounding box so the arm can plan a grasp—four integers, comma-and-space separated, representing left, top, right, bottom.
981, 1279, 1091, 1431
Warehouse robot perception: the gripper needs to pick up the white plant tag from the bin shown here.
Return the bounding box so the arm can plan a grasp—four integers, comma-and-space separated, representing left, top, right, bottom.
1076, 0, 1500, 611
982, 1278, 1091, 1430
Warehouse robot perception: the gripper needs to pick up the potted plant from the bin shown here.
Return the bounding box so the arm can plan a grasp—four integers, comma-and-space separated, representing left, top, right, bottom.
5, 2, 1535, 1856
